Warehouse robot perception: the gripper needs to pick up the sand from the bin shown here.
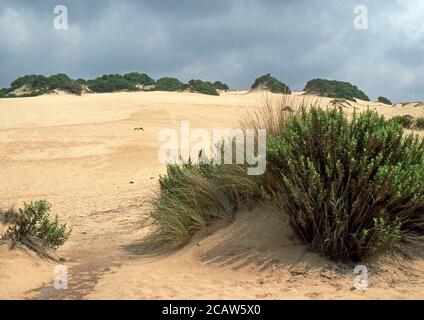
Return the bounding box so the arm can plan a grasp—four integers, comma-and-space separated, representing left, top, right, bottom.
0, 91, 423, 300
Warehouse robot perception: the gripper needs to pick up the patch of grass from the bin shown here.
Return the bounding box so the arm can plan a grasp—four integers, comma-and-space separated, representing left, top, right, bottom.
251, 73, 291, 94
267, 107, 424, 261
378, 96, 392, 105
1, 200, 71, 252
149, 160, 262, 247
390, 115, 414, 129
415, 117, 424, 130
304, 78, 369, 101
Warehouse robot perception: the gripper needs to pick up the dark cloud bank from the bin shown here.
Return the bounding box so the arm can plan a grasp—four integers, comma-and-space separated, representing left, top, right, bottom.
0, 0, 423, 102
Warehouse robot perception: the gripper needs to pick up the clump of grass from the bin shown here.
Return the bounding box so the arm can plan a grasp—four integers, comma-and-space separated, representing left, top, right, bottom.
415, 117, 424, 130
149, 160, 262, 247
267, 107, 424, 261
390, 115, 414, 129
1, 200, 71, 253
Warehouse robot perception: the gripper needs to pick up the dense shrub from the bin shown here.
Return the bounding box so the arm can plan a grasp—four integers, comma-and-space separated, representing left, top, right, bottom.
1, 200, 71, 250
378, 96, 392, 105
251, 73, 291, 94
390, 115, 414, 129
87, 74, 137, 93
304, 78, 369, 101
47, 73, 82, 95
267, 107, 424, 261
0, 88, 7, 98
10, 74, 49, 91
212, 81, 230, 91
416, 117, 424, 130
123, 72, 155, 86
187, 80, 219, 96
154, 77, 185, 92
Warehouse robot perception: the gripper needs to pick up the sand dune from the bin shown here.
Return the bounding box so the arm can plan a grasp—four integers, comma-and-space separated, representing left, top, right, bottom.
0, 91, 423, 300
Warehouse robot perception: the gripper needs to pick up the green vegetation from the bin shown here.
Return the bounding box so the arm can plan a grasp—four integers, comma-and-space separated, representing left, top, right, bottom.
251, 73, 291, 94
1, 200, 71, 251
187, 80, 219, 96
390, 115, 414, 129
86, 74, 138, 92
416, 117, 424, 130
149, 102, 424, 262
212, 81, 229, 91
0, 88, 8, 98
48, 73, 82, 95
304, 78, 369, 101
154, 77, 185, 92
378, 96, 392, 105
123, 72, 155, 86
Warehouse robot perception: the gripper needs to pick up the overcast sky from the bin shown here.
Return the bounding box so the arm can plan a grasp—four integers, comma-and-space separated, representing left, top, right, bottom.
0, 0, 423, 102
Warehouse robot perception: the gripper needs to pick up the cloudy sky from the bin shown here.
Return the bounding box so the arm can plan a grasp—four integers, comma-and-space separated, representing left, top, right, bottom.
0, 0, 423, 102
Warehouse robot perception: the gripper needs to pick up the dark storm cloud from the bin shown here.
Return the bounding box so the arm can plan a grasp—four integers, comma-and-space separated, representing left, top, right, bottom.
0, 0, 423, 102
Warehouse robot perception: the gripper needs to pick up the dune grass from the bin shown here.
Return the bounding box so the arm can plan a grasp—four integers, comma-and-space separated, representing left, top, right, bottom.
148, 97, 424, 262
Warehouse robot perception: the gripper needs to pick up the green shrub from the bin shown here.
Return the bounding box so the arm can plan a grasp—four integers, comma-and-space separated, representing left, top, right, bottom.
378, 96, 392, 105
267, 107, 424, 261
187, 80, 219, 96
212, 81, 229, 91
415, 117, 424, 130
2, 200, 71, 250
47, 73, 82, 95
304, 78, 369, 101
390, 115, 414, 129
87, 74, 137, 93
154, 77, 185, 92
251, 73, 291, 94
123, 72, 155, 86
0, 89, 7, 98
10, 74, 49, 91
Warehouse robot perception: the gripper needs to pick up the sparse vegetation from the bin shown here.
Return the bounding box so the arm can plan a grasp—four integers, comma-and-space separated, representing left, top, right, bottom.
1, 200, 71, 252
378, 96, 392, 105
212, 81, 229, 91
149, 99, 424, 262
251, 73, 291, 94
304, 78, 369, 101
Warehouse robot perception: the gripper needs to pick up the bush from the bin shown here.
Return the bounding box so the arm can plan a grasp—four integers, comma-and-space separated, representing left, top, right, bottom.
154, 77, 185, 92
10, 74, 49, 91
416, 117, 424, 130
212, 81, 230, 91
0, 89, 7, 98
378, 96, 392, 105
267, 107, 424, 261
390, 115, 414, 129
87, 74, 137, 93
304, 78, 369, 101
187, 80, 219, 96
123, 72, 155, 86
251, 73, 291, 94
48, 73, 82, 95
1, 200, 71, 250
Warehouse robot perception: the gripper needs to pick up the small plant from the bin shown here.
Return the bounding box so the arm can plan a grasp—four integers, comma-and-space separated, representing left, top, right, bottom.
415, 117, 424, 130
2, 200, 71, 251
390, 115, 414, 129
378, 96, 392, 105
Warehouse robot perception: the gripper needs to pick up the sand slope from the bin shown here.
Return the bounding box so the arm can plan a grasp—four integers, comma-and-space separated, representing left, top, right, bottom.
0, 91, 423, 300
